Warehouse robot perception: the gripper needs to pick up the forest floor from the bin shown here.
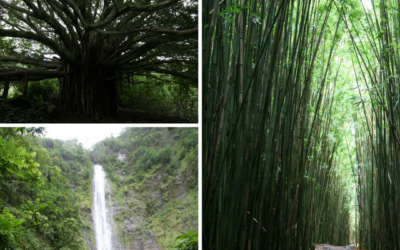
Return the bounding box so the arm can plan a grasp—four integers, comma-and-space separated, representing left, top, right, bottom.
0, 97, 193, 123
315, 244, 357, 250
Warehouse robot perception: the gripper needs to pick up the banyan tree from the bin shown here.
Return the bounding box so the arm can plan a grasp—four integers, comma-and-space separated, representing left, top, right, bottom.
0, 0, 197, 116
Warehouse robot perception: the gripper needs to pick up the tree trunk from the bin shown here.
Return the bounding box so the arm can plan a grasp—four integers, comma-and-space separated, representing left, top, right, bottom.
59, 64, 118, 116
22, 73, 28, 96
2, 75, 10, 98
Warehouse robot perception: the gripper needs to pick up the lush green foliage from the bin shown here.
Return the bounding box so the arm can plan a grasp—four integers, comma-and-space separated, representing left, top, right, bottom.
0, 207, 25, 249
13, 79, 59, 103
0, 128, 88, 249
167, 230, 198, 250
0, 127, 197, 249
0, 0, 197, 117
119, 74, 198, 122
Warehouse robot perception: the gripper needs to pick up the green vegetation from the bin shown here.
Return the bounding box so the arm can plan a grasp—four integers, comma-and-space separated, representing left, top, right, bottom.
0, 0, 197, 118
347, 1, 400, 248
0, 127, 198, 249
167, 230, 198, 249
92, 127, 198, 249
203, 0, 400, 249
4, 74, 197, 122
119, 76, 198, 121
0, 128, 87, 249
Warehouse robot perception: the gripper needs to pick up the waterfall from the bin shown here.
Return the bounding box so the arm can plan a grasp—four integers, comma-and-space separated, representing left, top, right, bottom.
93, 164, 113, 250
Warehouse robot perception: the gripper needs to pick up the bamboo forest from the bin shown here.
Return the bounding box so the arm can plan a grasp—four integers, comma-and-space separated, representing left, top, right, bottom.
203, 0, 400, 249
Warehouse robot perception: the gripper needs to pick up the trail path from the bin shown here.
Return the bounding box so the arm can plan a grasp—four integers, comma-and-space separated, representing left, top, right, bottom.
315, 244, 356, 250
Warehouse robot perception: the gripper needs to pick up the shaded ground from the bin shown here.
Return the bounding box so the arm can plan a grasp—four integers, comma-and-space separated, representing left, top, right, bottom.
0, 97, 194, 123
315, 244, 356, 250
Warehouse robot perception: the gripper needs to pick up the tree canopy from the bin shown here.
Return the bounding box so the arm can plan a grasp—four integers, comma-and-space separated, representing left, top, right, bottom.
0, 128, 88, 249
0, 0, 198, 116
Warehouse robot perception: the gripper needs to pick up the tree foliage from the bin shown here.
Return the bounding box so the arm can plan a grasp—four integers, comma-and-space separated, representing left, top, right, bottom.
0, 128, 88, 249
0, 0, 197, 116
167, 230, 198, 250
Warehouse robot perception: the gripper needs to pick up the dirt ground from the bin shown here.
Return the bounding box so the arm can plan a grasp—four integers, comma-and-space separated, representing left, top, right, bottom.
0, 98, 194, 123
315, 244, 356, 250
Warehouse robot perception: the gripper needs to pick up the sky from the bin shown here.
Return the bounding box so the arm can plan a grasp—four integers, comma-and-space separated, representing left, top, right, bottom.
44, 125, 126, 149
362, 0, 373, 10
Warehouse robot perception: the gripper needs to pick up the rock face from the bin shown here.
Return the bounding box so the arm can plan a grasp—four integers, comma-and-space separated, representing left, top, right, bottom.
110, 155, 160, 250
117, 214, 158, 250
87, 128, 198, 250
117, 152, 127, 162
81, 210, 97, 250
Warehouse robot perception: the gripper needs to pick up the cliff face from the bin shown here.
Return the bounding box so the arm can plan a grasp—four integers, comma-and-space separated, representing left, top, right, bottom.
36, 128, 197, 249
91, 127, 198, 249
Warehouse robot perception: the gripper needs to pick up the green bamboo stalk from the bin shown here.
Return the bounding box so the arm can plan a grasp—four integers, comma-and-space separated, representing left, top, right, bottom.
203, 0, 354, 249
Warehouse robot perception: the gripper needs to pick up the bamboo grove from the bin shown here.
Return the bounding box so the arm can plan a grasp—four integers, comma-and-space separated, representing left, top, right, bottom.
203, 0, 400, 249
346, 0, 400, 249
203, 0, 354, 249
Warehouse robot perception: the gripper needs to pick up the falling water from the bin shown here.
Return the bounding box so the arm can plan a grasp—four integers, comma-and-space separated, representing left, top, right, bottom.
93, 164, 113, 250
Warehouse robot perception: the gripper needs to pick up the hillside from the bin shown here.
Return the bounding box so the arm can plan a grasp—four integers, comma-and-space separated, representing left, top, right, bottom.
0, 127, 198, 249
0, 128, 88, 249
91, 127, 198, 249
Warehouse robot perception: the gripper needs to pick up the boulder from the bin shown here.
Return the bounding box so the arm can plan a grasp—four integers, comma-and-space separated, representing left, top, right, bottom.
47, 104, 60, 117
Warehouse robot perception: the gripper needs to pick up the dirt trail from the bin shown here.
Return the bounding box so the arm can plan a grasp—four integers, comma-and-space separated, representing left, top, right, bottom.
315, 244, 356, 250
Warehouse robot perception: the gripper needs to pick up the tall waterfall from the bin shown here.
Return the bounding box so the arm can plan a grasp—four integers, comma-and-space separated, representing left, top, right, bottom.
93, 164, 113, 250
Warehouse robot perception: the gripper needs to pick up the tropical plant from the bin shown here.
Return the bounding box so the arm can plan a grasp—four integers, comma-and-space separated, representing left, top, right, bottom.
167, 230, 198, 250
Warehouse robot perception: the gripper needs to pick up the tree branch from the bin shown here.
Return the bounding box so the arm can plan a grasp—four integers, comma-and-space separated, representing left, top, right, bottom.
106, 34, 191, 67
21, 0, 73, 50
120, 59, 196, 72
0, 68, 66, 76
119, 0, 180, 13
45, 0, 80, 46
60, 0, 87, 29
146, 67, 197, 83
48, 0, 84, 41
85, 0, 180, 31
0, 29, 76, 65
0, 68, 66, 81
94, 27, 198, 36
0, 56, 61, 68
0, 0, 34, 16
106, 41, 163, 67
